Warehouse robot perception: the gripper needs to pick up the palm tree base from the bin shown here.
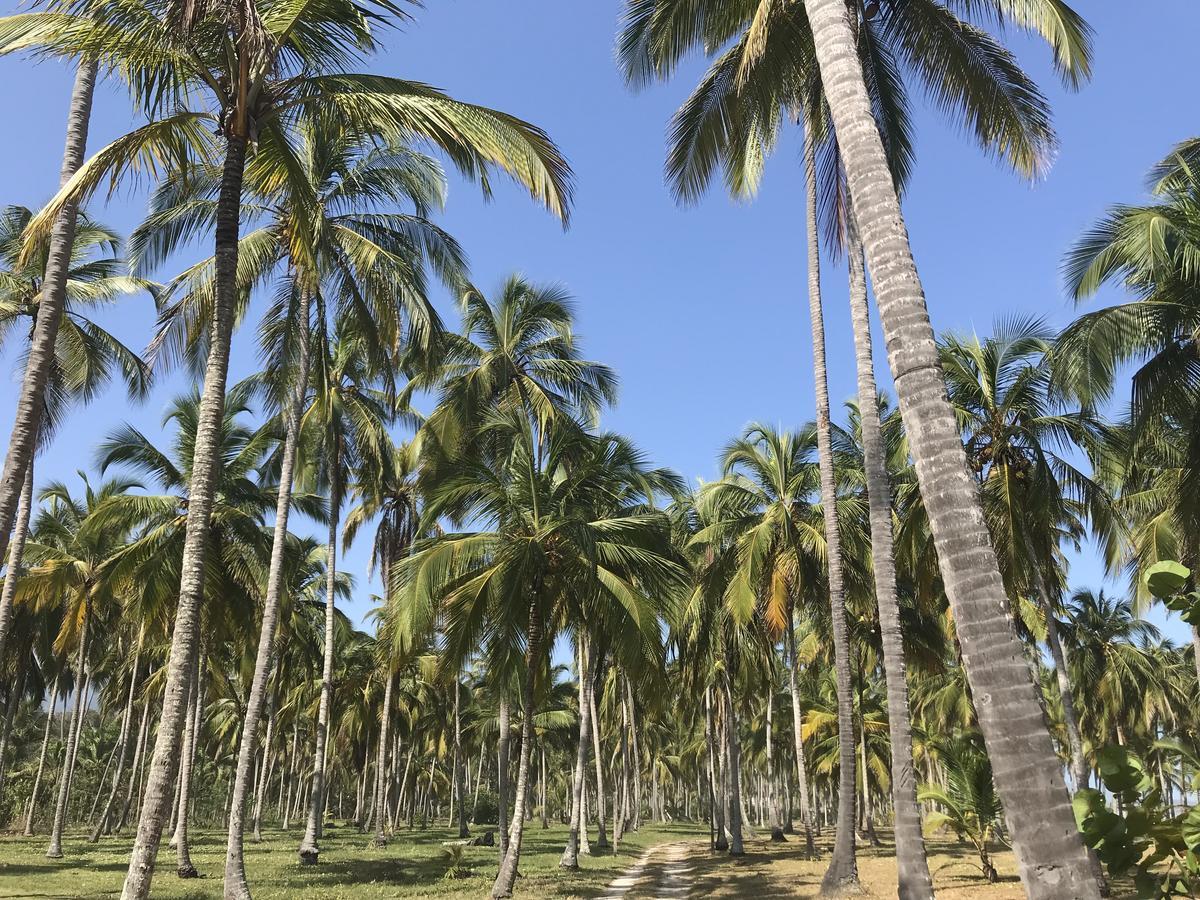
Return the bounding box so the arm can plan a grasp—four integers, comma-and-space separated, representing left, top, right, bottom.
298, 847, 319, 865
770, 828, 786, 843
177, 864, 199, 879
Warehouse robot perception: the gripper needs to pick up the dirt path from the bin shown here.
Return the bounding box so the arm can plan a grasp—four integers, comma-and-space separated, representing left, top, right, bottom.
597, 841, 696, 899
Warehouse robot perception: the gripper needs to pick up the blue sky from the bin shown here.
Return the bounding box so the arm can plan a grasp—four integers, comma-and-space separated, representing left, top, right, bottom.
0, 1, 1194, 643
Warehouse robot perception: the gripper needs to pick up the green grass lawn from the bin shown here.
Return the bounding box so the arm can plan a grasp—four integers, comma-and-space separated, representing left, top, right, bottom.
0, 820, 705, 899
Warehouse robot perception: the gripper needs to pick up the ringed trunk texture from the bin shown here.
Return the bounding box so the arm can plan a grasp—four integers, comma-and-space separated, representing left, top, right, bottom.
47, 616, 88, 858
802, 125, 858, 894
0, 58, 95, 575
492, 602, 541, 899
120, 134, 248, 900
803, 1, 1100, 895
224, 289, 311, 899
0, 459, 33, 670
298, 473, 340, 864
846, 217, 933, 897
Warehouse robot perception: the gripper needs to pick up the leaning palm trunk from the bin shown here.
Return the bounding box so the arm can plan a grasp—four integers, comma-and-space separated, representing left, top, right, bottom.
251, 701, 276, 842
24, 682, 59, 835
299, 468, 340, 863
225, 290, 312, 898
174, 650, 203, 878
121, 134, 249, 900
47, 615, 88, 858
560, 639, 591, 868
803, 2, 1099, 895
785, 616, 816, 855
0, 57, 95, 577
1032, 571, 1088, 792
846, 217, 933, 897
801, 123, 859, 893
492, 603, 542, 899
91, 634, 142, 842
117, 698, 152, 833
372, 670, 394, 846
0, 460, 33, 670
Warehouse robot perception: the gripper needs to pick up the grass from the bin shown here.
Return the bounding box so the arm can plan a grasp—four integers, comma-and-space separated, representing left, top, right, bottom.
0, 820, 699, 899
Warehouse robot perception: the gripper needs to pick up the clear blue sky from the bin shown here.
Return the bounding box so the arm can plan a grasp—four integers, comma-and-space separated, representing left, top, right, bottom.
0, 1, 1194, 642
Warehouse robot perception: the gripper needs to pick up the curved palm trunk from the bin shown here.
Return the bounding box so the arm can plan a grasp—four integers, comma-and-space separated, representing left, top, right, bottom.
90, 634, 142, 842
0, 460, 33, 670
251, 701, 276, 842
497, 696, 511, 854
372, 670, 394, 846
299, 467, 340, 864
846, 218, 933, 896
492, 602, 542, 899
47, 616, 88, 858
801, 125, 859, 894
24, 681, 58, 835
587, 667, 608, 848
560, 638, 591, 868
225, 290, 312, 898
0, 57, 95, 578
802, 2, 1099, 895
121, 133, 248, 900
786, 615, 817, 855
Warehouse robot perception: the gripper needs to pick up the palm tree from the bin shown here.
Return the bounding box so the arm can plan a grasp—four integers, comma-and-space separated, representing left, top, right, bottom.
799, 1, 1099, 893
0, 207, 151, 671
918, 733, 1004, 884
0, 54, 98, 574
0, 4, 571, 893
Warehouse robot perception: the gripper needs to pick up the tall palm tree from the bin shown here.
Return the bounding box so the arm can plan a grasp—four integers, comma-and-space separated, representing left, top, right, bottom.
0, 207, 151, 670
0, 54, 98, 572
0, 4, 571, 894
799, 0, 1098, 894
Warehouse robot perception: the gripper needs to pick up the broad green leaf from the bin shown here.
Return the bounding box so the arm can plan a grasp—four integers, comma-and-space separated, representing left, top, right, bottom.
1145, 560, 1190, 598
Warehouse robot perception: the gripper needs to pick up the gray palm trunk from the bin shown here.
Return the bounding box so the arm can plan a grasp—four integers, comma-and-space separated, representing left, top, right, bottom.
299, 469, 341, 863
454, 677, 469, 838
1032, 574, 1088, 792
765, 679, 782, 837
497, 696, 511, 854
47, 616, 88, 858
0, 661, 27, 806
252, 702, 276, 841
0, 460, 34, 670
624, 675, 642, 831
117, 696, 152, 833
492, 604, 542, 899
224, 290, 312, 898
174, 650, 203, 878
587, 668, 608, 848
372, 670, 394, 846
802, 125, 859, 893
0, 57, 95, 578
785, 616, 817, 855
707, 685, 727, 851
721, 667, 744, 855
121, 133, 249, 900
90, 635, 142, 842
24, 682, 59, 835
846, 217, 933, 897
803, 1, 1100, 895
560, 638, 591, 868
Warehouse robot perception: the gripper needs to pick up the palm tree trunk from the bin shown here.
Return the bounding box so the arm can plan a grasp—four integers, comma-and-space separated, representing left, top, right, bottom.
118, 698, 152, 834
492, 601, 542, 899
561, 638, 591, 868
588, 663, 608, 848
47, 615, 88, 858
174, 649, 202, 878
0, 57, 96, 579
707, 686, 727, 851
846, 216, 932, 895
91, 634, 142, 842
372, 670, 394, 846
624, 674, 642, 831
121, 133, 248, 900
299, 465, 341, 864
802, 2, 1100, 895
282, 720, 299, 830
24, 681, 59, 835
497, 696, 511, 853
786, 615, 817, 855
455, 677, 469, 838
801, 122, 859, 893
0, 459, 33, 671
252, 699, 276, 841
766, 679, 783, 839
0, 657, 26, 808
723, 674, 745, 855
224, 289, 312, 897
1038, 586, 1088, 792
